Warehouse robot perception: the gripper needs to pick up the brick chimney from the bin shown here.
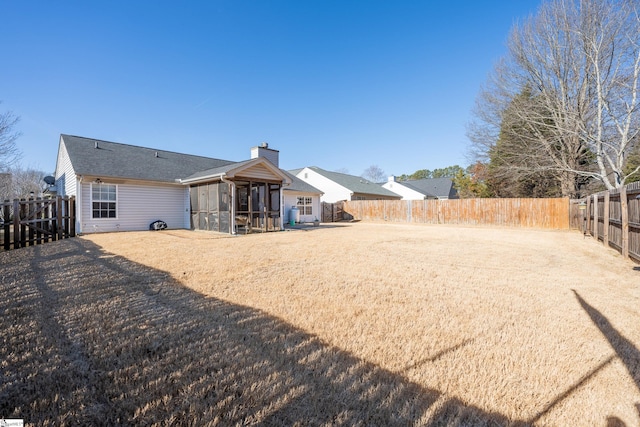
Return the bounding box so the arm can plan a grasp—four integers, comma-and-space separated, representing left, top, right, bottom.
250, 142, 279, 167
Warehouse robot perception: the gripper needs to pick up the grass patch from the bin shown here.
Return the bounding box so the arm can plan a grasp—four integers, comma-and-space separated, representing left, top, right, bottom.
1, 223, 639, 425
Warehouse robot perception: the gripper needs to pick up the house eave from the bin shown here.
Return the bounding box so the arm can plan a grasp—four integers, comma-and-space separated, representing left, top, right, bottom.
179, 158, 293, 186
179, 173, 226, 185
77, 174, 184, 186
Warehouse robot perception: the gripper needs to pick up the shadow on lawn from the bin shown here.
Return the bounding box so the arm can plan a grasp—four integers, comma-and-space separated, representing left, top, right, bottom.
571, 290, 640, 427
526, 291, 640, 425
3, 238, 637, 425
2, 238, 528, 426
572, 290, 640, 394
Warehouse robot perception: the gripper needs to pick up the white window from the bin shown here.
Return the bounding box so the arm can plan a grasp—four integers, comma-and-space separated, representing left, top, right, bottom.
92, 183, 117, 218
296, 196, 313, 215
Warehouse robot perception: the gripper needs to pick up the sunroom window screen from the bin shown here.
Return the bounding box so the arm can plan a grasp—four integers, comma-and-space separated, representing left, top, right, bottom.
92, 183, 117, 218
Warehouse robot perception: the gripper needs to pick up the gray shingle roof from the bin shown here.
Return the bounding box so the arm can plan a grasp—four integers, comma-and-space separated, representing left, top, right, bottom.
181, 159, 256, 182
306, 166, 401, 198
283, 170, 323, 194
400, 177, 458, 199
61, 134, 235, 183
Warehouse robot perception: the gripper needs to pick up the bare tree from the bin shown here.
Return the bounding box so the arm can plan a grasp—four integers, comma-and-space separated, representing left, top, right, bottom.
0, 104, 21, 171
361, 165, 386, 183
0, 172, 11, 199
469, 0, 640, 197
8, 167, 48, 198
0, 167, 48, 200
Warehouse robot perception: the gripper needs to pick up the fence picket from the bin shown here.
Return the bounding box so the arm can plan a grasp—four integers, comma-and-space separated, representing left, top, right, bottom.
579, 184, 639, 262
337, 198, 570, 229
0, 196, 76, 251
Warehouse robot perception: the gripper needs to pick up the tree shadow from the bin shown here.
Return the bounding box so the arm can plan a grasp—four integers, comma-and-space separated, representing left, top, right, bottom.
567, 290, 640, 427
517, 290, 640, 425
1, 238, 522, 426
400, 338, 477, 375
571, 290, 640, 393
528, 355, 616, 423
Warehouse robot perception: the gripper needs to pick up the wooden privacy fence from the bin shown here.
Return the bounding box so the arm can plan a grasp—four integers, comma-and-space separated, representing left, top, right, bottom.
577, 182, 640, 263
1, 196, 76, 251
339, 198, 570, 229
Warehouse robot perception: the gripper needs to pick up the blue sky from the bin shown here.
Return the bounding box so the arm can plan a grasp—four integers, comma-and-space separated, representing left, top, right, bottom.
1, 0, 541, 177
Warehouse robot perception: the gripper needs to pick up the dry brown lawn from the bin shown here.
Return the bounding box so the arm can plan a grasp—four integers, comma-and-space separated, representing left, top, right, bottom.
1, 222, 639, 426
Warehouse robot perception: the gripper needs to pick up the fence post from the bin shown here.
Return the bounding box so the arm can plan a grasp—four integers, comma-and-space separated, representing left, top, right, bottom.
51, 198, 57, 241
423, 199, 427, 224
20, 199, 28, 248
593, 193, 598, 241
584, 196, 593, 235
27, 197, 35, 246
603, 191, 610, 247
43, 198, 51, 243
13, 199, 20, 248
620, 185, 629, 259
3, 200, 10, 250
36, 197, 43, 244
63, 197, 70, 238
69, 196, 76, 237
57, 196, 64, 241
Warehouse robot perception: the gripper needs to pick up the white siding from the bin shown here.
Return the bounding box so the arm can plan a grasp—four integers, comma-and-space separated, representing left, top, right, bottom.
284, 191, 321, 223
54, 138, 77, 198
80, 181, 189, 233
382, 181, 425, 200
295, 167, 351, 203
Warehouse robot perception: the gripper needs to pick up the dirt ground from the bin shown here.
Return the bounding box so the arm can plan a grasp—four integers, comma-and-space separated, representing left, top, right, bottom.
1, 222, 639, 426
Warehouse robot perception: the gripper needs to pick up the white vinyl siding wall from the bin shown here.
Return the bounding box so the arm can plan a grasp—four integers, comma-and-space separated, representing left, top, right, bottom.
295, 168, 352, 203
283, 191, 321, 223
382, 182, 425, 200
79, 181, 188, 233
54, 139, 77, 198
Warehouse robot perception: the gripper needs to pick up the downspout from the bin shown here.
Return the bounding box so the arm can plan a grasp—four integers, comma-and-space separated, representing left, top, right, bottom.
76, 175, 83, 234
281, 180, 291, 231
220, 175, 236, 235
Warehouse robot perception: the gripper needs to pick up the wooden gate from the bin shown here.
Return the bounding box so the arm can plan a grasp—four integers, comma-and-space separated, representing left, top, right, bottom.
321, 201, 356, 222
1, 196, 76, 251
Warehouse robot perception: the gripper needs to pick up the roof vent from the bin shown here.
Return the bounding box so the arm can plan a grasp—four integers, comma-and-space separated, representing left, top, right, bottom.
260, 142, 268, 148
94, 141, 99, 149
155, 151, 159, 158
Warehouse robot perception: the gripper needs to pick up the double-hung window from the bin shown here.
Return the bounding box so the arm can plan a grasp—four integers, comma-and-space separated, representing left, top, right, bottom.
296, 196, 313, 215
92, 183, 117, 218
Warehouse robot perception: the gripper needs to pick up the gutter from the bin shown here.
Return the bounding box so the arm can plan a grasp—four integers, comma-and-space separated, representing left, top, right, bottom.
280, 180, 291, 231
179, 172, 227, 185
76, 175, 83, 234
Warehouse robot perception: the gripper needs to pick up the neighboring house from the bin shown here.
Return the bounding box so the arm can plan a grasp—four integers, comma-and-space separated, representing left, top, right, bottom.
282, 171, 323, 223
54, 134, 292, 234
383, 176, 459, 200
292, 166, 402, 203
